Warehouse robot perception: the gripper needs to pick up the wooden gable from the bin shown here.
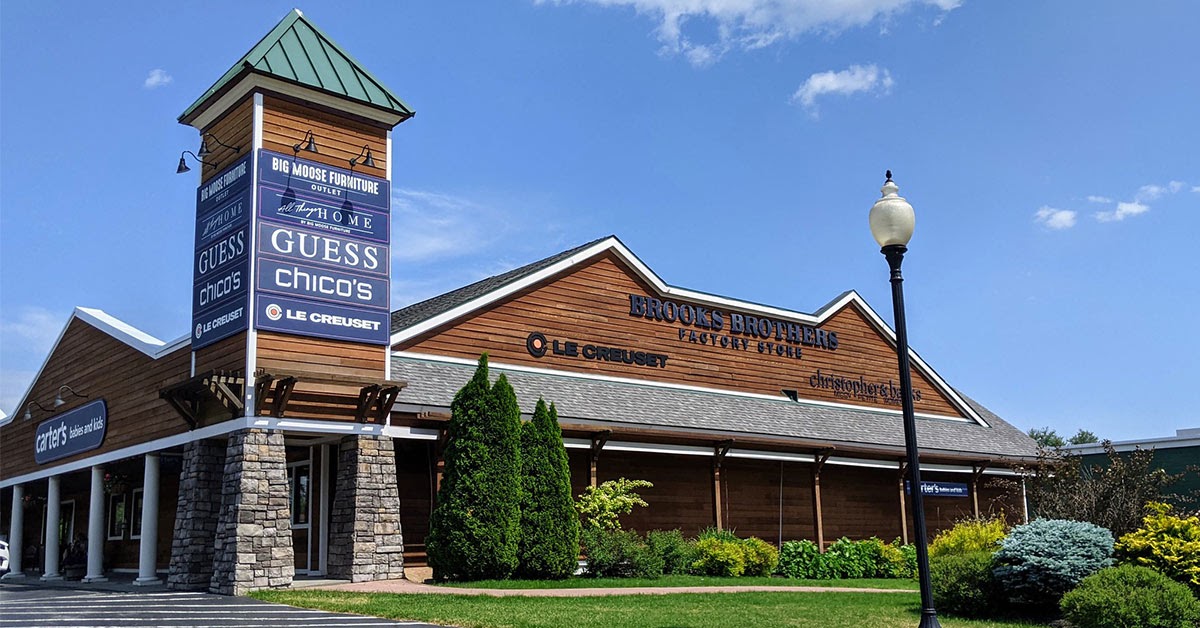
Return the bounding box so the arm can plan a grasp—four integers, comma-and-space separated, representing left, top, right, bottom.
395, 250, 972, 420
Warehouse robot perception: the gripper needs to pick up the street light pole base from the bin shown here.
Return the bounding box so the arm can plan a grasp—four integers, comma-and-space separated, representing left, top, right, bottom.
918, 610, 942, 628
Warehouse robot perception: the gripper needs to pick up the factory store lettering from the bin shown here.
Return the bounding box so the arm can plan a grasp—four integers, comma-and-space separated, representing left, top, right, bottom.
809, 368, 923, 405
630, 294, 838, 362
526, 332, 669, 369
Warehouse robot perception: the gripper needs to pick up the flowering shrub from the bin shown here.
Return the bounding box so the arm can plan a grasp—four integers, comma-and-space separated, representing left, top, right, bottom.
691, 537, 746, 577
740, 537, 780, 577
929, 516, 1007, 558
575, 478, 652, 532
1114, 502, 1200, 595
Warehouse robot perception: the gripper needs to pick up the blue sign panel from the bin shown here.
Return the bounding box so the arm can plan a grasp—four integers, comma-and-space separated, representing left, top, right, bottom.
257, 258, 389, 310
258, 185, 389, 242
192, 157, 253, 350
193, 299, 249, 348
259, 150, 388, 210
196, 187, 252, 246
906, 481, 970, 498
35, 400, 107, 465
258, 222, 388, 277
255, 149, 390, 344
256, 294, 389, 345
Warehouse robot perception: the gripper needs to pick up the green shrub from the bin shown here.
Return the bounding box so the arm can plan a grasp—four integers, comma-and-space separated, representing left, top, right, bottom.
427, 355, 522, 581
581, 528, 663, 578
824, 537, 876, 579
993, 519, 1114, 610
1115, 502, 1200, 596
697, 526, 740, 542
516, 399, 579, 580
741, 537, 780, 577
691, 537, 747, 577
930, 551, 1002, 618
575, 478, 653, 532
879, 539, 916, 579
646, 530, 697, 575
1060, 565, 1200, 628
929, 516, 1008, 559
778, 540, 828, 579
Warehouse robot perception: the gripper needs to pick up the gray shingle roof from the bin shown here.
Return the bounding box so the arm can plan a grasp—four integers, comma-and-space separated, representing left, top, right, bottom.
392, 356, 1039, 460
390, 235, 614, 331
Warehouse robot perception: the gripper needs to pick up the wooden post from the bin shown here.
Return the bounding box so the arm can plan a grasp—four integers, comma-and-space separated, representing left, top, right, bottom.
812, 450, 832, 552
970, 462, 988, 519
898, 460, 909, 545
589, 431, 611, 488
712, 441, 733, 530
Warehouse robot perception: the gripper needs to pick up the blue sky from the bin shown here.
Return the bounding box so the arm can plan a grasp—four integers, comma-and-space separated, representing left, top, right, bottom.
1, 1, 1196, 441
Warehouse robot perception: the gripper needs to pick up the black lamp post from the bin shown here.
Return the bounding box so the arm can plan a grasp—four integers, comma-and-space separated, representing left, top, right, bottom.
869, 170, 941, 628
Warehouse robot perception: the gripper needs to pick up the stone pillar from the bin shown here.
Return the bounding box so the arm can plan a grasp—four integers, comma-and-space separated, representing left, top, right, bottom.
2, 484, 25, 579
168, 439, 224, 590
84, 466, 107, 582
209, 429, 293, 596
135, 454, 161, 585
42, 475, 62, 580
328, 435, 404, 582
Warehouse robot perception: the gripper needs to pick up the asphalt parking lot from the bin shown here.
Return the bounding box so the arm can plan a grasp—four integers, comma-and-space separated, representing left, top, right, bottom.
0, 584, 440, 628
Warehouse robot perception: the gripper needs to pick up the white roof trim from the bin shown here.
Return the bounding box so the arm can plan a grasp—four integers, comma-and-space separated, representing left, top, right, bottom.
1064, 436, 1200, 455
389, 237, 988, 427
185, 73, 407, 131
4, 307, 189, 421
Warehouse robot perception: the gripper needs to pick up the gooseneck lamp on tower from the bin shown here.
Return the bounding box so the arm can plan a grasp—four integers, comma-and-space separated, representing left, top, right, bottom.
868, 170, 941, 628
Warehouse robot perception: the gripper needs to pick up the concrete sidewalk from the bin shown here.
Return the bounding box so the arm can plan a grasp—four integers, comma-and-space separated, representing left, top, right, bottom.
317, 578, 915, 597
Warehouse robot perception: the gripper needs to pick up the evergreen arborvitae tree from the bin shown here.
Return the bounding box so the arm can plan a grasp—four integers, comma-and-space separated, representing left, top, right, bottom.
517, 400, 580, 579
426, 354, 522, 580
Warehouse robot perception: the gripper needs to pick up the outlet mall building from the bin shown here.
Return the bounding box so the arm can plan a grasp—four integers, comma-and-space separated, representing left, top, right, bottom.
0, 10, 1036, 594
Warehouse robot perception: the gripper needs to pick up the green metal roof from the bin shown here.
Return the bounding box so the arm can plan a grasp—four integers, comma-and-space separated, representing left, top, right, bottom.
180, 9, 413, 123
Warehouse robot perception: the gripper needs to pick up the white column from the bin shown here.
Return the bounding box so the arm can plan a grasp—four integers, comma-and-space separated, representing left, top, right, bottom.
3, 484, 26, 579
84, 466, 107, 582
134, 454, 161, 585
42, 476, 62, 580
318, 443, 330, 575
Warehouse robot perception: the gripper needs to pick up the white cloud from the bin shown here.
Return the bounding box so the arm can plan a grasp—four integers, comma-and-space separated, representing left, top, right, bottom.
1034, 206, 1077, 230
1091, 180, 1189, 223
1086, 195, 1112, 204
389, 187, 577, 307
1095, 201, 1149, 223
540, 0, 960, 66
0, 306, 65, 416
0, 306, 63, 351
790, 64, 894, 116
143, 69, 173, 89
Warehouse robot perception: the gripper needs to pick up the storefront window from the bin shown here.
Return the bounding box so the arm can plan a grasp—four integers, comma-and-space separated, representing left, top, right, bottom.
289, 464, 310, 526
131, 488, 144, 539
107, 493, 126, 540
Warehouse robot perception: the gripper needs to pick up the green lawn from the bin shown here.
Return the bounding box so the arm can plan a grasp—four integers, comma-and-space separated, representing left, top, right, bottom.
439, 575, 918, 590
253, 589, 1048, 628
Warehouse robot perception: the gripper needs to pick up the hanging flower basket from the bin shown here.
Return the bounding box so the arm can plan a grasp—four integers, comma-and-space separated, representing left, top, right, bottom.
21, 494, 46, 509
103, 472, 130, 495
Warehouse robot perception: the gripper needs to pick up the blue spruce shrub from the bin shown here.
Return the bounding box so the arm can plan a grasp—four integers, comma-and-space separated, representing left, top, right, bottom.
992, 519, 1114, 610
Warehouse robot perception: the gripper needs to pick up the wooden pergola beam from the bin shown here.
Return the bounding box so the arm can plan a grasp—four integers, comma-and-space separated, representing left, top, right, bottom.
589, 430, 612, 488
